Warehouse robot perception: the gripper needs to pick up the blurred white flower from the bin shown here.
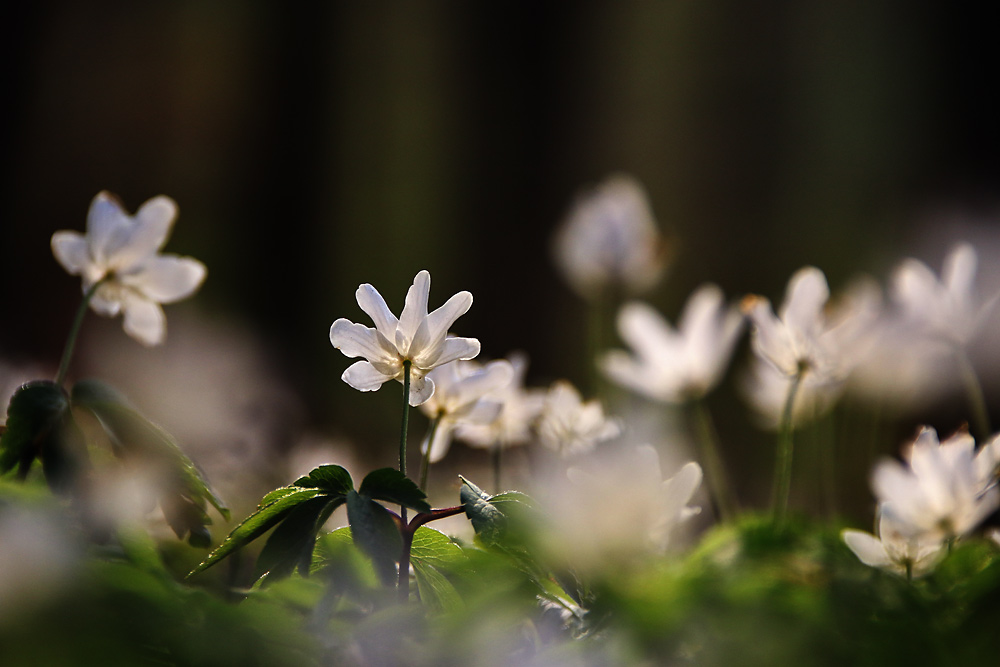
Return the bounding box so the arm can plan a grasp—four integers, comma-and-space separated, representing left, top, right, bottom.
872, 427, 999, 540
553, 174, 668, 298
51, 191, 206, 346
842, 506, 946, 578
329, 270, 480, 406
741, 356, 843, 430
602, 285, 744, 403
536, 381, 619, 456
538, 445, 702, 573
891, 242, 998, 346
454, 352, 547, 450
418, 359, 515, 463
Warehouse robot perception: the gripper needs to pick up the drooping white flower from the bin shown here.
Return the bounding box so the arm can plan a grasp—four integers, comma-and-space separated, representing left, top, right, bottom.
871, 426, 1000, 540
454, 352, 547, 450
418, 359, 515, 463
537, 445, 702, 573
891, 243, 998, 346
329, 270, 480, 406
602, 285, 744, 403
553, 174, 668, 298
842, 505, 946, 578
536, 380, 619, 456
51, 191, 206, 346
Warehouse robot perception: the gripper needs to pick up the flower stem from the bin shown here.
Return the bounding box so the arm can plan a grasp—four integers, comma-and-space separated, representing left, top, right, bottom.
394, 505, 465, 602
54, 279, 105, 386
418, 413, 442, 492
399, 360, 412, 525
955, 346, 991, 441
691, 398, 738, 522
772, 368, 804, 524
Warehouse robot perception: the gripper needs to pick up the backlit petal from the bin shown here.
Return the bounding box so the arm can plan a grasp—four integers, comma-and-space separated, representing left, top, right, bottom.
111, 196, 177, 269
121, 295, 167, 346
86, 192, 133, 266
397, 270, 430, 349
124, 255, 206, 303
51, 231, 90, 275
356, 283, 398, 340
330, 319, 398, 366
342, 360, 394, 392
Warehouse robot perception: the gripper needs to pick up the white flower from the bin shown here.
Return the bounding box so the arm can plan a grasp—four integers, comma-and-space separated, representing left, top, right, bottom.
454, 352, 547, 450
842, 506, 946, 578
536, 381, 619, 456
891, 243, 998, 346
418, 359, 514, 463
602, 285, 744, 403
740, 355, 843, 430
537, 445, 702, 573
51, 191, 206, 346
329, 270, 480, 406
872, 426, 1000, 540
553, 174, 668, 298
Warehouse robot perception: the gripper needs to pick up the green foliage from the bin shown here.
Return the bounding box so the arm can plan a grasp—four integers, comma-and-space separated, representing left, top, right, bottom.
1, 381, 87, 493
346, 489, 402, 586
358, 467, 431, 513
409, 527, 466, 611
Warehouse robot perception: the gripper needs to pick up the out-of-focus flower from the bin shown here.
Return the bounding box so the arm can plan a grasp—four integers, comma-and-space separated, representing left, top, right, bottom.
553, 174, 668, 298
536, 381, 619, 456
891, 243, 998, 346
538, 445, 701, 573
329, 270, 480, 406
602, 285, 744, 403
740, 356, 843, 430
51, 191, 206, 346
418, 359, 514, 463
842, 506, 946, 578
454, 352, 546, 450
872, 427, 999, 540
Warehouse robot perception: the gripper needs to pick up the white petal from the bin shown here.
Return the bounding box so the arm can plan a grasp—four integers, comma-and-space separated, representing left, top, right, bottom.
842, 530, 892, 568
124, 256, 206, 303
408, 376, 435, 406
121, 295, 167, 346
409, 290, 474, 362
356, 284, 398, 340
86, 192, 134, 266
111, 195, 177, 269
342, 360, 394, 392
617, 302, 675, 359
415, 335, 480, 369
329, 319, 399, 369
426, 422, 455, 463
51, 231, 91, 275
780, 267, 829, 334
397, 270, 431, 347
90, 283, 124, 316
943, 243, 977, 300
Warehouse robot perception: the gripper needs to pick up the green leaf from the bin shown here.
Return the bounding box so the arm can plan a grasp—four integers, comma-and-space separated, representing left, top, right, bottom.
410, 527, 467, 612
0, 381, 88, 493
358, 467, 431, 513
294, 464, 354, 495
459, 476, 507, 546
312, 527, 379, 599
346, 490, 402, 586
188, 487, 324, 576
71, 379, 229, 525
256, 496, 344, 580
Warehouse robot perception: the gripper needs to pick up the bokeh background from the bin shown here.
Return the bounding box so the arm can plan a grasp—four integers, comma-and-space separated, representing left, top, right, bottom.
3, 2, 999, 518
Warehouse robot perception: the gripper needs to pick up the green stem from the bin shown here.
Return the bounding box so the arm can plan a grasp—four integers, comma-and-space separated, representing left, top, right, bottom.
772, 368, 804, 524
954, 346, 991, 441
55, 279, 106, 386
394, 505, 465, 602
418, 413, 442, 493
690, 398, 738, 522
399, 360, 412, 525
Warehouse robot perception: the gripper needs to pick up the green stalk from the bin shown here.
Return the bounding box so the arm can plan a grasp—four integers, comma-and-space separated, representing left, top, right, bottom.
418, 413, 443, 492
954, 346, 991, 441
772, 367, 804, 524
55, 279, 106, 386
399, 360, 412, 525
690, 398, 738, 522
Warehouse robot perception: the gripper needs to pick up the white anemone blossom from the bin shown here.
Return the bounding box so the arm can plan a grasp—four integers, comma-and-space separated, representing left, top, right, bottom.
841, 505, 947, 578
329, 270, 480, 406
536, 380, 619, 456
891, 243, 998, 346
454, 352, 547, 451
871, 427, 1000, 541
51, 191, 206, 346
418, 359, 515, 463
538, 445, 702, 573
553, 174, 668, 298
602, 285, 744, 403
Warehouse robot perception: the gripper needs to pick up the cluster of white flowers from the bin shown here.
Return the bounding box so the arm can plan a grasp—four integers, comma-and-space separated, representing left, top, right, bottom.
843, 427, 1000, 577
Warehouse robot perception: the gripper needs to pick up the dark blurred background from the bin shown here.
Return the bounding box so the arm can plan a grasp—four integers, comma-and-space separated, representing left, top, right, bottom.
3, 2, 999, 513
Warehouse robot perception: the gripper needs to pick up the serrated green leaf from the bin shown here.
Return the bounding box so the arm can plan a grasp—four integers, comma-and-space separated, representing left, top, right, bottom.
412, 559, 463, 612
410, 526, 466, 568
294, 464, 353, 496
71, 379, 229, 524
358, 468, 431, 513
459, 476, 506, 546
410, 527, 467, 612
256, 496, 343, 580
1, 381, 88, 493
346, 490, 402, 586
188, 487, 324, 576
